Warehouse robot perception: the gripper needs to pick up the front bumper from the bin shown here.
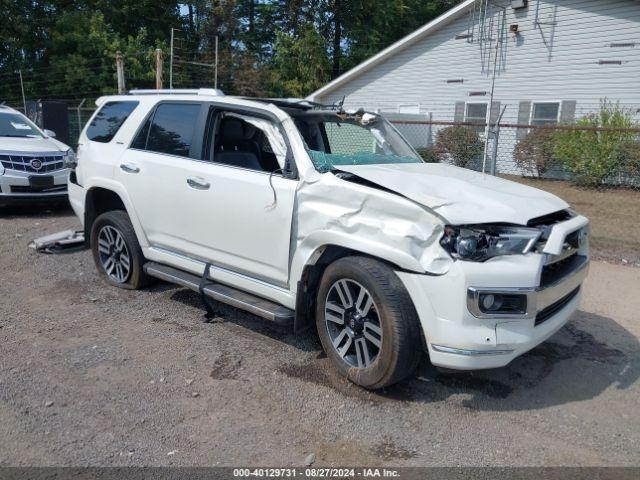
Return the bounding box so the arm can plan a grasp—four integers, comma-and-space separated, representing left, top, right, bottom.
398, 241, 589, 370
0, 168, 69, 205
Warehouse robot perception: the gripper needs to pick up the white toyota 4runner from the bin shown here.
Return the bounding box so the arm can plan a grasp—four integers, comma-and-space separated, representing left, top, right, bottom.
68, 89, 590, 389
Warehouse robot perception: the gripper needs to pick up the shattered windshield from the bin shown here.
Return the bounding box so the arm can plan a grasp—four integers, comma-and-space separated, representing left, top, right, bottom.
0, 112, 43, 138
293, 111, 422, 173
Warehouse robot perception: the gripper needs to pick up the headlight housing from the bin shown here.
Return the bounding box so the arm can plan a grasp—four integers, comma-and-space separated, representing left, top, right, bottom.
63, 149, 77, 169
440, 225, 542, 262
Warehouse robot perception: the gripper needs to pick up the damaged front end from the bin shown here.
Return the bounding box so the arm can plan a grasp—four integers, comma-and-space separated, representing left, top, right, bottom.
439, 224, 542, 262
288, 104, 590, 370
293, 171, 453, 277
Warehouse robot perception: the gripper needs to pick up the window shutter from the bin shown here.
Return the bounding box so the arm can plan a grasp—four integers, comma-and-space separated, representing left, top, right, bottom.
560, 101, 576, 123
516, 101, 531, 139
454, 102, 465, 122
489, 101, 501, 125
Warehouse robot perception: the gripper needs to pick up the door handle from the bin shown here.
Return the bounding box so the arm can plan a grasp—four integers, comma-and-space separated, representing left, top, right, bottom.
187, 177, 210, 190
120, 163, 140, 174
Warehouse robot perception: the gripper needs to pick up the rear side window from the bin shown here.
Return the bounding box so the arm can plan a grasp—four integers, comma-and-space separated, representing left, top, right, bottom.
87, 101, 138, 143
145, 103, 201, 158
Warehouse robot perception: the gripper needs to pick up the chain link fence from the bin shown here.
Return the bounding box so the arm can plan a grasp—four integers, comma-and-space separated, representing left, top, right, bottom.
390, 116, 640, 189
5, 104, 96, 149
6, 99, 640, 190
67, 106, 97, 148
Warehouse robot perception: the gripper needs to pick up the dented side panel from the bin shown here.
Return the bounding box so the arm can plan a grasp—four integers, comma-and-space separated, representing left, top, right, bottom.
289, 172, 453, 290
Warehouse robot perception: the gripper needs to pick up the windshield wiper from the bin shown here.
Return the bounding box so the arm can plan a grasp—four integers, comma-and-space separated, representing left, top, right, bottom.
0, 134, 37, 138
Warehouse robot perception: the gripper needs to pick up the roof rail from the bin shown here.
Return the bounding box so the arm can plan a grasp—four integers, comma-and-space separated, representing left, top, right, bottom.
128, 88, 224, 96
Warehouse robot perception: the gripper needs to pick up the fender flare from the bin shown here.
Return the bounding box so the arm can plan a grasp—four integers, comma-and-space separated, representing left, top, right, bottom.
84, 177, 150, 249
289, 230, 425, 292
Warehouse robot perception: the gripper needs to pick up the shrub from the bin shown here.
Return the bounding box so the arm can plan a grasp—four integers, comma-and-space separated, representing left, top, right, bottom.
416, 147, 439, 163
434, 126, 484, 168
618, 141, 640, 178
553, 101, 637, 187
513, 128, 556, 176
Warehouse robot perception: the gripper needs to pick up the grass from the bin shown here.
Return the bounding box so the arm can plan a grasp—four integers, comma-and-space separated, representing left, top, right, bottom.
504, 176, 640, 266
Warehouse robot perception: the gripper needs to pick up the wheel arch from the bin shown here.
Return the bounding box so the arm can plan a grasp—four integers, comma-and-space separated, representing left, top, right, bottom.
83, 184, 148, 249
293, 242, 418, 334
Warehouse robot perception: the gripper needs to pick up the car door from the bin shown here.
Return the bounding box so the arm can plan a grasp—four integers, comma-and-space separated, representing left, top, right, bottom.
175, 107, 297, 287
118, 102, 297, 288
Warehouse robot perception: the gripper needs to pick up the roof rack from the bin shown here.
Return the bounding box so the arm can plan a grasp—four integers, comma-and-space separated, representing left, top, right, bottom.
245, 97, 325, 110
128, 88, 224, 96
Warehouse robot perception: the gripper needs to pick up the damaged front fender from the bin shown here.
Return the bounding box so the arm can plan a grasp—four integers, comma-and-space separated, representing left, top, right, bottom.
289, 172, 453, 286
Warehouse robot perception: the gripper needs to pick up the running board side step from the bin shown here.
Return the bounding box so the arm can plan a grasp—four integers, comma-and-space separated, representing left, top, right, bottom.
143, 262, 294, 326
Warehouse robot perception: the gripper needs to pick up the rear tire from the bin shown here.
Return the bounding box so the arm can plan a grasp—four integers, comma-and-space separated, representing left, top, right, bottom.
316, 256, 422, 389
90, 210, 152, 290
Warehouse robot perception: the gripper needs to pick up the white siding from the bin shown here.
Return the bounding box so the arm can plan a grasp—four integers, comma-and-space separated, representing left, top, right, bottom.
316, 0, 640, 122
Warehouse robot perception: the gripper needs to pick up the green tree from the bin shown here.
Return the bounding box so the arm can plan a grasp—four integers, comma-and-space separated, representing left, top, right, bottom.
45, 10, 162, 97
270, 26, 331, 97
0, 0, 461, 101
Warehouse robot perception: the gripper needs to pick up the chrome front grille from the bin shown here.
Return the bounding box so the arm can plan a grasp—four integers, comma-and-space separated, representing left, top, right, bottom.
541, 252, 585, 287
527, 209, 573, 228
0, 153, 65, 173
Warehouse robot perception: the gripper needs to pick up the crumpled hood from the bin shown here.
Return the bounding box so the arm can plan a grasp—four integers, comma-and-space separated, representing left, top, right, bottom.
335, 162, 569, 225
0, 136, 68, 153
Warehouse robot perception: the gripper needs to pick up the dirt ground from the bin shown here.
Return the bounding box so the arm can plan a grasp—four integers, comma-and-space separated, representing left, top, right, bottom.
0, 205, 639, 467
505, 176, 640, 267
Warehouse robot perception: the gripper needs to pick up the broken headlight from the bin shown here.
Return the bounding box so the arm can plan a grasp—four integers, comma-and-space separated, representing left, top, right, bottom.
440, 225, 542, 262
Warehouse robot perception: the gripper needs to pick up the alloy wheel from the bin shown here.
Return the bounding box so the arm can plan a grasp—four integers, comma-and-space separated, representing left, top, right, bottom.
97, 225, 131, 284
324, 279, 383, 369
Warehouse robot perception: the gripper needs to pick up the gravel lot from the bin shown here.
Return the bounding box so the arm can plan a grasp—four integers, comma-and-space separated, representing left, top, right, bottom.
1, 205, 639, 467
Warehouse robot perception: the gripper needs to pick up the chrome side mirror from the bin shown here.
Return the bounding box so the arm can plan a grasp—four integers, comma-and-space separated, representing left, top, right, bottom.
44, 129, 57, 138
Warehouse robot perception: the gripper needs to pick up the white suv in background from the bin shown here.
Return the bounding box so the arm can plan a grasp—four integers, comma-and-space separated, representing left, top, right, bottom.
0, 105, 75, 206
68, 89, 590, 389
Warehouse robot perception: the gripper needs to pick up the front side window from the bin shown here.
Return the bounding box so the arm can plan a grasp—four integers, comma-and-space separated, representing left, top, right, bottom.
87, 101, 138, 143
531, 102, 560, 125
145, 103, 201, 158
208, 111, 287, 172
294, 111, 422, 173
465, 103, 487, 133
0, 111, 43, 138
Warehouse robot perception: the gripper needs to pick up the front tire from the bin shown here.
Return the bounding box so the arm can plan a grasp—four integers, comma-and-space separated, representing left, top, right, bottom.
316, 256, 422, 389
90, 210, 152, 290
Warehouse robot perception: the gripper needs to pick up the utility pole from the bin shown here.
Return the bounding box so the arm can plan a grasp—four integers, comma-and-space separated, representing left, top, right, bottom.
169, 28, 175, 89
18, 70, 27, 113
214, 36, 219, 89
116, 51, 126, 94
155, 48, 164, 90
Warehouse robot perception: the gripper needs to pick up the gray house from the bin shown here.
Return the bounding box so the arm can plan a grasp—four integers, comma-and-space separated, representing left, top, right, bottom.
308, 0, 640, 173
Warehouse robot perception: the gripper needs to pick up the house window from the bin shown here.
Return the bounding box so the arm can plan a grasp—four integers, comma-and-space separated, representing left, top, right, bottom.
531, 102, 560, 125
465, 103, 487, 133
398, 104, 420, 114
